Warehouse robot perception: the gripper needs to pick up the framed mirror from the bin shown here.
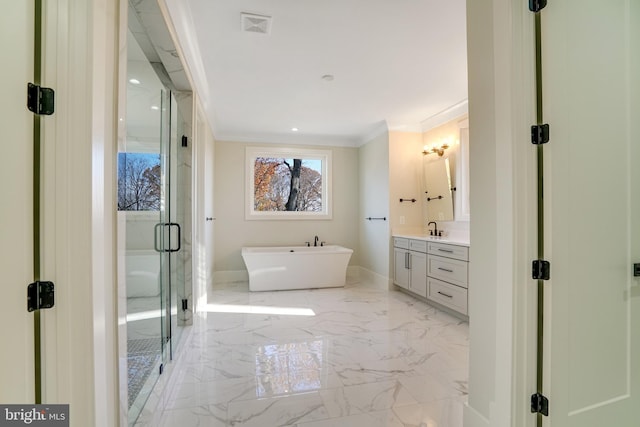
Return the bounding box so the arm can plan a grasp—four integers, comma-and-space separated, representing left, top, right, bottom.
423, 155, 454, 222
456, 125, 470, 221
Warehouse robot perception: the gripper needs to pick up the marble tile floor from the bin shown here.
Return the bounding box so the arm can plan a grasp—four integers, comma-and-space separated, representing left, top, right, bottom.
139, 280, 469, 427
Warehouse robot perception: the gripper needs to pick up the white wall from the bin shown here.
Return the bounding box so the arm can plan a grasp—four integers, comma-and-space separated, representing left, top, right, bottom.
213, 140, 360, 274
388, 131, 424, 233
464, 0, 535, 426
193, 99, 215, 308
358, 130, 391, 281
37, 0, 121, 425
465, 0, 499, 423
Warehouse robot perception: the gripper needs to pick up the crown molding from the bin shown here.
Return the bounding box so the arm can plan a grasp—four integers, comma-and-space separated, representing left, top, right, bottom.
420, 99, 469, 132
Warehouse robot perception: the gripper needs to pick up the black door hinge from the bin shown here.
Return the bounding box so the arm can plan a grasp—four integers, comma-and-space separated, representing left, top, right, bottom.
182, 298, 188, 311
531, 124, 550, 145
27, 281, 55, 312
532, 260, 551, 280
531, 392, 549, 416
27, 83, 55, 115
529, 0, 547, 13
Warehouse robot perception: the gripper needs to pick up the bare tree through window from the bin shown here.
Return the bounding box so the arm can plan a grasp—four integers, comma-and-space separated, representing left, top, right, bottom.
253, 157, 322, 212
118, 153, 161, 211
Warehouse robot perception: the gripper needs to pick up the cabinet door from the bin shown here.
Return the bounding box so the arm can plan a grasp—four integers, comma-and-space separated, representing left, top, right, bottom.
408, 239, 427, 253
409, 251, 427, 297
427, 242, 469, 261
393, 248, 409, 290
393, 238, 409, 249
427, 277, 468, 315
427, 254, 468, 288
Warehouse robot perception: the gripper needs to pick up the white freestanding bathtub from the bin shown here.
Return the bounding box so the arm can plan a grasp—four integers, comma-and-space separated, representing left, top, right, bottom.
241, 245, 353, 291
125, 250, 160, 298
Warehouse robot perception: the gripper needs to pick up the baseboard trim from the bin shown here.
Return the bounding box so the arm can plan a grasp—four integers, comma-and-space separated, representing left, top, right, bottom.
346, 265, 360, 283
357, 267, 392, 290
463, 402, 491, 427
213, 270, 249, 284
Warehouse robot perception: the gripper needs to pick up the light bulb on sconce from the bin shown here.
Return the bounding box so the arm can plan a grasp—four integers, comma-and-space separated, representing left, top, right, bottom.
422, 143, 449, 157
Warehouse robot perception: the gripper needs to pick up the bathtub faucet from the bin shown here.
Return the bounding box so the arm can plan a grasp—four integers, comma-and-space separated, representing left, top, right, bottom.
314, 235, 319, 246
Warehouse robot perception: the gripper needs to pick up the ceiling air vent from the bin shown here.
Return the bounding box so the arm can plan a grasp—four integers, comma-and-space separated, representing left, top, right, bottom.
241, 12, 272, 35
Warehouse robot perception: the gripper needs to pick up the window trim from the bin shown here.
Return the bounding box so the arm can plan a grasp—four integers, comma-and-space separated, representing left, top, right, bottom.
245, 146, 333, 220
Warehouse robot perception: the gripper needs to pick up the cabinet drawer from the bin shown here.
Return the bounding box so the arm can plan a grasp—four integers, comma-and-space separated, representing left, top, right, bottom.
393, 237, 409, 249
427, 277, 468, 315
427, 255, 468, 288
427, 242, 468, 261
409, 239, 427, 253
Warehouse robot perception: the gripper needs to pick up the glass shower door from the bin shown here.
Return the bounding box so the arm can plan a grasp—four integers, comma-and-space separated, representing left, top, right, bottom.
169, 92, 187, 358
157, 90, 185, 362
124, 9, 190, 424
157, 88, 171, 366
122, 45, 165, 423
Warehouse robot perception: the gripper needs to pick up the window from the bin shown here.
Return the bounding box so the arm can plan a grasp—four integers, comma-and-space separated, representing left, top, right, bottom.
117, 152, 161, 211
246, 147, 332, 220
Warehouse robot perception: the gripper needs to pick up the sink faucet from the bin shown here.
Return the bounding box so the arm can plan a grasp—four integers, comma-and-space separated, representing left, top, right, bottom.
427, 221, 438, 236
314, 235, 319, 246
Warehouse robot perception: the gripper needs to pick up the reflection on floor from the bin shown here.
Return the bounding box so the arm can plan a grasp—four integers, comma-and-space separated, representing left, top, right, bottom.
137, 280, 469, 427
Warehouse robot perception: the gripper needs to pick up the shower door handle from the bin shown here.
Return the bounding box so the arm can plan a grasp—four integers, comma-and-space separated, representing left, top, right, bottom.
154, 223, 163, 252
167, 223, 181, 253
154, 223, 181, 252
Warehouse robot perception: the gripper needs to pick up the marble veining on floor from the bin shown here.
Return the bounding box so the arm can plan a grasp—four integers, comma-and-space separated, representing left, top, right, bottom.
137, 281, 469, 427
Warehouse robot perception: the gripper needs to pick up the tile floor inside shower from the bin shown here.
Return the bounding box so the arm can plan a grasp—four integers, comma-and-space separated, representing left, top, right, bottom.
134, 278, 469, 427
126, 294, 178, 421
127, 337, 162, 408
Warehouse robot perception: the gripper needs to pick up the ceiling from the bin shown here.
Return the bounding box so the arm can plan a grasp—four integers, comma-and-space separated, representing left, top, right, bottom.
126, 29, 164, 148
164, 0, 468, 146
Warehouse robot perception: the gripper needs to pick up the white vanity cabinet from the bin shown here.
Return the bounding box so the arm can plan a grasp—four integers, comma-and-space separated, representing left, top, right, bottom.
426, 241, 469, 315
393, 238, 427, 297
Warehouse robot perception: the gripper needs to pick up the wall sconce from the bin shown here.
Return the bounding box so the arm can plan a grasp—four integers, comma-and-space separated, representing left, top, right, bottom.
422, 143, 449, 156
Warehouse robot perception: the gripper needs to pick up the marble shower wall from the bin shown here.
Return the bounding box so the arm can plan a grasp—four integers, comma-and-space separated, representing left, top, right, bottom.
175, 91, 193, 326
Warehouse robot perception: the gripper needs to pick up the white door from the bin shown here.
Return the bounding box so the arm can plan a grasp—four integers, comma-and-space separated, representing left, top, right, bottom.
543, 1, 639, 425
0, 0, 36, 402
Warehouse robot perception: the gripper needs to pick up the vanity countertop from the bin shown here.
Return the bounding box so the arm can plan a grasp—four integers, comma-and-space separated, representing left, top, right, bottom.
392, 233, 470, 247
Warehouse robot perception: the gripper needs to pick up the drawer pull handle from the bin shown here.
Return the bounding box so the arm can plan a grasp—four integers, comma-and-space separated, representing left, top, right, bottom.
437, 248, 454, 253
437, 267, 454, 273
437, 291, 453, 298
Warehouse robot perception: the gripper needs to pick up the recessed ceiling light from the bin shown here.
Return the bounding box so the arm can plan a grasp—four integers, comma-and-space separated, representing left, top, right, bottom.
129, 78, 141, 85
291, 127, 299, 132
151, 105, 159, 110
321, 74, 334, 82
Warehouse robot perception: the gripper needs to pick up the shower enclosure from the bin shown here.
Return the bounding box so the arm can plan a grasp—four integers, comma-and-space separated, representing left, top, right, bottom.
120, 9, 193, 424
